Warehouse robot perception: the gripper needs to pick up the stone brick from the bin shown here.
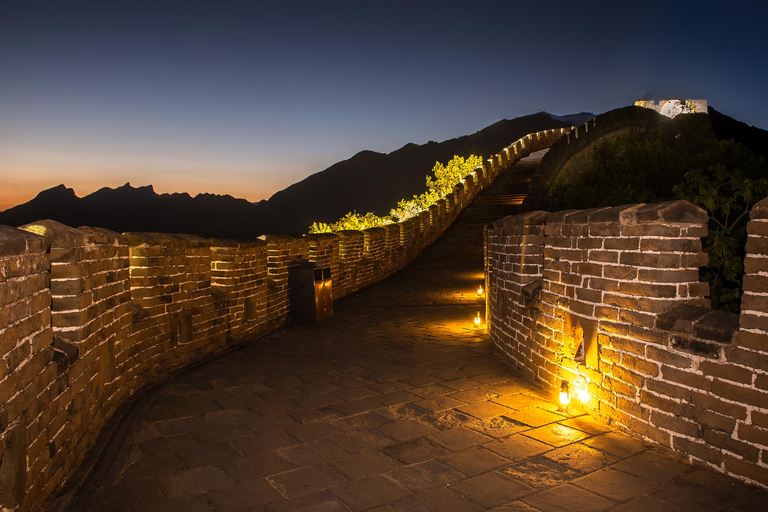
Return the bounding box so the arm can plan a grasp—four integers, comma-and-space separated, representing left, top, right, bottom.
752, 410, 768, 429
638, 269, 699, 283
673, 437, 723, 466
604, 375, 637, 398
617, 396, 649, 419
589, 223, 621, 237
633, 201, 708, 224
741, 293, 768, 312
680, 253, 709, 268
661, 366, 711, 391
594, 305, 619, 321
622, 354, 659, 377
745, 236, 768, 255
588, 250, 618, 263
628, 325, 667, 344
698, 361, 753, 385
639, 238, 701, 252
618, 281, 678, 298
603, 293, 638, 310
645, 346, 692, 369
740, 313, 768, 331
604, 335, 645, 356
646, 379, 692, 401
639, 389, 681, 414
704, 429, 760, 462
724, 455, 768, 484
619, 310, 655, 328
651, 410, 700, 438
711, 379, 768, 408
743, 275, 768, 294
724, 346, 768, 372
681, 403, 736, 433
690, 391, 747, 420
738, 424, 768, 446
744, 255, 768, 274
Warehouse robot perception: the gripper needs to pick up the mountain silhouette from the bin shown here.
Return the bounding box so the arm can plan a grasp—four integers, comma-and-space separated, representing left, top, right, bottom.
4, 108, 763, 239
0, 112, 580, 238
708, 107, 768, 158
0, 183, 261, 239
258, 112, 583, 234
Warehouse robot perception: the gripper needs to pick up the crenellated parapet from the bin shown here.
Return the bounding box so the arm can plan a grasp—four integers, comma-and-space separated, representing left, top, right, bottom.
486, 197, 768, 488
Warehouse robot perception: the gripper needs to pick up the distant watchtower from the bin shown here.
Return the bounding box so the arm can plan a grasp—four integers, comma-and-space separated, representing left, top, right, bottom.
634, 98, 708, 118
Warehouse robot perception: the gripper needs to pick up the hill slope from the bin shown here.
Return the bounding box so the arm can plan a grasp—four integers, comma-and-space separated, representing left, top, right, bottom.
0, 113, 578, 237
708, 107, 768, 158
259, 113, 576, 234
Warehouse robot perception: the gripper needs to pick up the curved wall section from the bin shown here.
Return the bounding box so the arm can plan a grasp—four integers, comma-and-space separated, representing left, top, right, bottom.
524, 106, 667, 210
485, 198, 768, 488
0, 127, 566, 512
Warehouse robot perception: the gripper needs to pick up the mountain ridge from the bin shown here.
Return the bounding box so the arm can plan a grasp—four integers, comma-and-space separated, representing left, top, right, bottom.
6, 107, 762, 239
1, 112, 586, 237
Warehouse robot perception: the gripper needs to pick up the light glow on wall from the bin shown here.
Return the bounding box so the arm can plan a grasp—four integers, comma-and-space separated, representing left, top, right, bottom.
559, 381, 571, 407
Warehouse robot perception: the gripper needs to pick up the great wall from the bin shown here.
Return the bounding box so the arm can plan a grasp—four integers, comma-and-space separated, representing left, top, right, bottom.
2, 103, 768, 511
0, 126, 565, 511
485, 198, 768, 487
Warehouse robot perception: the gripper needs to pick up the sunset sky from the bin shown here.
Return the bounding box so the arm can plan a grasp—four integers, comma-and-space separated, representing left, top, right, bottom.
2, 0, 766, 211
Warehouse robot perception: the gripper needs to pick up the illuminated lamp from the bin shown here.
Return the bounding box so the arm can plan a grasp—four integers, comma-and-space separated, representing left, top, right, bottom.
474, 312, 482, 326
559, 381, 571, 408
477, 285, 484, 296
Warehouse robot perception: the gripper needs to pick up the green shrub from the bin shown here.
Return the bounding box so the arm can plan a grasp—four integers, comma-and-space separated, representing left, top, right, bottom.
548, 117, 767, 311
309, 154, 482, 233
549, 115, 715, 210
308, 211, 392, 234
390, 155, 483, 221
674, 140, 768, 311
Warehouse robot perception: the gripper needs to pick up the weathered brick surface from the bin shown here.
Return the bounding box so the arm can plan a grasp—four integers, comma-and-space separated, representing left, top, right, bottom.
210, 238, 269, 341
0, 127, 570, 511
487, 197, 768, 488
0, 226, 52, 510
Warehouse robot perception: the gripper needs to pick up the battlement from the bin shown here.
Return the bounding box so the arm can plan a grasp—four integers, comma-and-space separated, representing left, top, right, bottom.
0, 128, 568, 511
486, 197, 768, 488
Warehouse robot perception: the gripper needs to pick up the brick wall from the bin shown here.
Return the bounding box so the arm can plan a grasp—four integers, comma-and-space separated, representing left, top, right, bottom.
210, 238, 269, 342
0, 226, 53, 511
486, 198, 768, 488
0, 127, 570, 511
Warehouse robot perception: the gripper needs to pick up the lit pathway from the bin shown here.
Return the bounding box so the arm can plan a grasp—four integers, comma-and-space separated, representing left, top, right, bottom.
67, 152, 768, 512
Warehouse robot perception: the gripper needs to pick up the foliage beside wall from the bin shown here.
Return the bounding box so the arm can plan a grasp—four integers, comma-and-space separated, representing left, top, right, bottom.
674, 142, 768, 310
309, 155, 482, 233
547, 115, 768, 311
309, 211, 392, 234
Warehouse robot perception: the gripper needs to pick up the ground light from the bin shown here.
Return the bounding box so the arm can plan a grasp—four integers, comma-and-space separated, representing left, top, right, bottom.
559, 381, 571, 410
474, 312, 482, 327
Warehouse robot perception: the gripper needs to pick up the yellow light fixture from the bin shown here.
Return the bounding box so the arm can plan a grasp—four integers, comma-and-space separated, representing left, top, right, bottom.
477, 285, 484, 296
474, 312, 481, 326
559, 381, 571, 407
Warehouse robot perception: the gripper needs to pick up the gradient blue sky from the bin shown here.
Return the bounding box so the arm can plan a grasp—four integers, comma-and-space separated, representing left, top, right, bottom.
2, 0, 766, 210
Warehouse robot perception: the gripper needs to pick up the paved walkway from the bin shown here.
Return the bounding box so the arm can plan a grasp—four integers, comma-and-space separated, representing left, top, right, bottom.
68, 152, 768, 512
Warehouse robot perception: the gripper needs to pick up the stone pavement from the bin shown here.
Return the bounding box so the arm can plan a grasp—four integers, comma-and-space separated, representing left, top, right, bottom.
66, 152, 768, 512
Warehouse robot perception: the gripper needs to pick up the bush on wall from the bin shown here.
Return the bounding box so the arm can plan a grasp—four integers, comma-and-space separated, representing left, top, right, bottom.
309, 155, 482, 234
547, 116, 767, 311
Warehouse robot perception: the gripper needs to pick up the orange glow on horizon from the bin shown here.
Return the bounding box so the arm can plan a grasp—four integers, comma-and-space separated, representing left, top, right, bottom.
0, 161, 301, 211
